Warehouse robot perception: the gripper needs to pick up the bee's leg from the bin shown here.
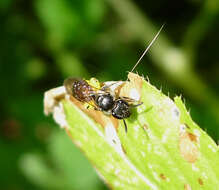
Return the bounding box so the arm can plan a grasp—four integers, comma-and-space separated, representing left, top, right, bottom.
85, 102, 102, 111
123, 119, 128, 133
120, 96, 143, 106
120, 96, 143, 107
94, 106, 102, 111
130, 102, 143, 107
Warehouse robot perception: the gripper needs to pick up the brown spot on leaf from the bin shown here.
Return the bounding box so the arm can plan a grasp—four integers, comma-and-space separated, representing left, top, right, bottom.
198, 178, 203, 186
184, 123, 191, 129
121, 144, 127, 154
160, 173, 166, 180
65, 128, 74, 140
143, 124, 149, 130
179, 130, 199, 163
184, 184, 192, 190
188, 132, 198, 143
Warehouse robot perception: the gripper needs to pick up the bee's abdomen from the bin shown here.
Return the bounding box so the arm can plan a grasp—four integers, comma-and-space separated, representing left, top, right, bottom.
64, 78, 93, 102
72, 80, 93, 102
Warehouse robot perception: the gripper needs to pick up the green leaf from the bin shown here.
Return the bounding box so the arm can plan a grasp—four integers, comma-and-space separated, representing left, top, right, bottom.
19, 153, 69, 189
35, 0, 105, 48
46, 73, 219, 190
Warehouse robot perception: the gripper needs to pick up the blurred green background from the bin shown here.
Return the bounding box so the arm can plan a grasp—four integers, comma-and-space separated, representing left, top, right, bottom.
0, 0, 219, 189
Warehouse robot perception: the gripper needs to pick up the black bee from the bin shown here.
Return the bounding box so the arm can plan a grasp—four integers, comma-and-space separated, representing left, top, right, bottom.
64, 24, 165, 131
64, 78, 141, 132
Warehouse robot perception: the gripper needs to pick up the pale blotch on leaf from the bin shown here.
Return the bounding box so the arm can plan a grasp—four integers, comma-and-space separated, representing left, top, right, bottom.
208, 144, 217, 153
119, 72, 143, 101
159, 173, 167, 181
184, 183, 192, 190
179, 124, 199, 163
44, 86, 69, 129
105, 123, 123, 154
191, 164, 199, 172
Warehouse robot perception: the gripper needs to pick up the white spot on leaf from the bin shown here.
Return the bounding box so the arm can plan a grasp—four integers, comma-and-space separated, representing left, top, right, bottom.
105, 123, 123, 154
53, 103, 68, 129
129, 88, 140, 101
141, 151, 146, 157
192, 164, 199, 172
208, 144, 217, 153
162, 127, 172, 143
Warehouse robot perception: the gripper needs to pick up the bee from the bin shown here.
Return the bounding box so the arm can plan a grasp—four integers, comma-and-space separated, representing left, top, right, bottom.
64, 78, 141, 132
64, 24, 164, 132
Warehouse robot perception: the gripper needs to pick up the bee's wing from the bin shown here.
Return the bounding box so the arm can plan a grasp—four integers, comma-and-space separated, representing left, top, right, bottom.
88, 90, 109, 96
64, 77, 80, 95
101, 81, 125, 96
120, 96, 143, 107
120, 96, 137, 103
64, 77, 102, 96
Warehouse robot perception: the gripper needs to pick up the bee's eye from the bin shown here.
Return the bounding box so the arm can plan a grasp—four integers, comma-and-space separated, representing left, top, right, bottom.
96, 94, 114, 111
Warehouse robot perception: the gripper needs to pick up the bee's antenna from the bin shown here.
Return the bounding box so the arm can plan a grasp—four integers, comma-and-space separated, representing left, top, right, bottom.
130, 23, 165, 73
123, 119, 128, 133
